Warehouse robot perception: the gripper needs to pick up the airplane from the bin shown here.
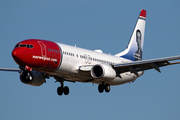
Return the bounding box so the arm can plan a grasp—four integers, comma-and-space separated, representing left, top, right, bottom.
1, 9, 180, 96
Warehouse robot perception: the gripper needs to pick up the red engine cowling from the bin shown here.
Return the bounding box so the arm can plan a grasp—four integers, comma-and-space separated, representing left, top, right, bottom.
91, 64, 116, 80
20, 70, 46, 86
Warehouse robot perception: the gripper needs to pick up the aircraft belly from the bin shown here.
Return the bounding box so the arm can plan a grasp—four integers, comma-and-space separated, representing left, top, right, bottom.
108, 71, 144, 85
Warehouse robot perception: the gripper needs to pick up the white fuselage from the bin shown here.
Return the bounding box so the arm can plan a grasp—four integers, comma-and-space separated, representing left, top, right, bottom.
47, 42, 143, 85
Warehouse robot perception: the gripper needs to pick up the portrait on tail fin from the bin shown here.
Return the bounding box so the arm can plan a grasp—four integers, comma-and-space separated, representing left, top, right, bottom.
134, 29, 142, 61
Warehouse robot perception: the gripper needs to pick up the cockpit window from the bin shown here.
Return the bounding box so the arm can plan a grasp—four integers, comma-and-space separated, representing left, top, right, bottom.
15, 45, 18, 48
15, 44, 33, 49
27, 45, 33, 48
19, 44, 27, 47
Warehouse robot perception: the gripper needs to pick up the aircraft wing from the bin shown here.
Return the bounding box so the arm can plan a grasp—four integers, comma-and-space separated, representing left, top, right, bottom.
0, 68, 21, 72
1, 55, 180, 78
114, 55, 180, 76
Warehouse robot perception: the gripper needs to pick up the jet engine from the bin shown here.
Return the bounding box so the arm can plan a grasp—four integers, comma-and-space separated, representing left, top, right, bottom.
20, 70, 46, 86
91, 64, 116, 80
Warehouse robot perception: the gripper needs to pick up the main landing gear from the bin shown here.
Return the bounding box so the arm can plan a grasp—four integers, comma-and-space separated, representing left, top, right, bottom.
57, 86, 69, 95
98, 83, 110, 93
55, 77, 70, 96
57, 81, 69, 96
55, 76, 110, 95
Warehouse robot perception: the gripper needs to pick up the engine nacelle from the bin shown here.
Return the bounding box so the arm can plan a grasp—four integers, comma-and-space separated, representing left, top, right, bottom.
91, 64, 116, 80
20, 70, 46, 86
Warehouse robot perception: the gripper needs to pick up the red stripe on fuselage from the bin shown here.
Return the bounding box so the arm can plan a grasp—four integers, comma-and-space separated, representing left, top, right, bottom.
12, 39, 62, 72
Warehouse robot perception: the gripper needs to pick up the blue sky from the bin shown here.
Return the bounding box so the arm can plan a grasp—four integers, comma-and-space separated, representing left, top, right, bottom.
1, 0, 180, 120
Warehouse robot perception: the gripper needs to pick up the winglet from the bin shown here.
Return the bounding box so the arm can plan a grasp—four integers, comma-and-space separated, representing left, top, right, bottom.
140, 9, 146, 18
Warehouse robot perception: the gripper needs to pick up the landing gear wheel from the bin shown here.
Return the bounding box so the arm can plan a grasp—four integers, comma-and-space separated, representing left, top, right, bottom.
57, 87, 63, 96
63, 86, 69, 95
98, 83, 111, 93
98, 84, 104, 93
105, 84, 110, 93
55, 77, 70, 96
57, 86, 70, 96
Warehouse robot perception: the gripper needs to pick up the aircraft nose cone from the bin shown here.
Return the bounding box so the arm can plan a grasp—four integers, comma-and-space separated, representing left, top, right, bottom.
12, 48, 20, 60
12, 49, 17, 57
12, 48, 26, 66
